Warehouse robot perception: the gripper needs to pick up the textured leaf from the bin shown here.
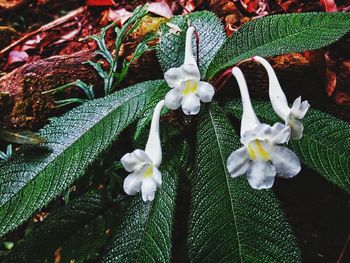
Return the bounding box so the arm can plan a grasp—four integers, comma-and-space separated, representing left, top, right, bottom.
4, 188, 126, 263
0, 80, 168, 237
157, 11, 226, 78
225, 100, 350, 193
206, 12, 350, 79
189, 103, 301, 262
103, 134, 188, 262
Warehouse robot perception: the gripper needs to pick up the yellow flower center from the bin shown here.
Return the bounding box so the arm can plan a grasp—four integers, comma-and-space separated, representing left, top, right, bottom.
182, 80, 198, 96
143, 165, 153, 178
247, 140, 269, 161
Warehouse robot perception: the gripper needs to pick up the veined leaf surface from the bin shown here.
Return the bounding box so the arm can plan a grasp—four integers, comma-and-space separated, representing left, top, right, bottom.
0, 80, 168, 237
5, 189, 126, 262
207, 12, 350, 79
189, 104, 301, 262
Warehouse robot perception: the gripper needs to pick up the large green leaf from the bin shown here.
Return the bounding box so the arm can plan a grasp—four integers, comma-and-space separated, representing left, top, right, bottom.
102, 134, 188, 262
157, 11, 226, 78
4, 188, 126, 263
225, 100, 350, 193
189, 103, 301, 262
0, 80, 168, 237
206, 12, 350, 79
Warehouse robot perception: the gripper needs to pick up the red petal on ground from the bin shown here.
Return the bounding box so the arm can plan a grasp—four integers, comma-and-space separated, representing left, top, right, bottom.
22, 35, 42, 51
8, 50, 29, 65
246, 0, 259, 13
51, 27, 81, 45
320, 0, 338, 12
325, 69, 337, 97
148, 1, 173, 18
107, 8, 132, 25
335, 91, 350, 105
86, 0, 115, 7
182, 0, 196, 14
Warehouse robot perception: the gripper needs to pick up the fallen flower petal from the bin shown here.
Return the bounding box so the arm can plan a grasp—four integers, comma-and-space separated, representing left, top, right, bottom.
107, 8, 133, 25
8, 50, 29, 65
148, 1, 173, 19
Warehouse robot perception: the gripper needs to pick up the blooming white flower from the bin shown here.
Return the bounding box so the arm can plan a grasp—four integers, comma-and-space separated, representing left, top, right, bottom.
121, 100, 165, 201
227, 67, 301, 189
163, 26, 215, 115
253, 56, 310, 140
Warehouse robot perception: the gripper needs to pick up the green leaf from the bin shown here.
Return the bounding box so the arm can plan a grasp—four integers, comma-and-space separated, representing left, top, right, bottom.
4, 188, 126, 263
189, 103, 301, 262
207, 12, 350, 79
225, 100, 350, 193
0, 80, 168, 237
102, 134, 188, 262
157, 11, 226, 78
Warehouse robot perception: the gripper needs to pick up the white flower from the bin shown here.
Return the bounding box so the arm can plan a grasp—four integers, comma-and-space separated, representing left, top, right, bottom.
121, 100, 165, 201
253, 56, 310, 140
163, 26, 215, 115
227, 67, 301, 189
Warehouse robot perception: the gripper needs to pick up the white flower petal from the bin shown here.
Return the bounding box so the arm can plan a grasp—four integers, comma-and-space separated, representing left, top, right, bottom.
180, 64, 200, 81
291, 97, 310, 119
165, 89, 183, 110
121, 149, 151, 172
246, 161, 276, 189
123, 172, 142, 195
197, 81, 215, 102
232, 67, 260, 136
243, 123, 290, 145
227, 146, 250, 178
269, 123, 291, 144
288, 118, 304, 140
164, 67, 185, 88
181, 93, 201, 115
152, 166, 162, 187
270, 146, 301, 178
299, 100, 310, 118
291, 96, 301, 109
141, 178, 157, 202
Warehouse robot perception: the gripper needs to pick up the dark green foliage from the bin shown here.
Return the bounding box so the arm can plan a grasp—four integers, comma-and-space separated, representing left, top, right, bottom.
5, 188, 126, 262
103, 135, 188, 262
0, 80, 168, 237
0, 10, 349, 263
157, 11, 226, 77
225, 100, 350, 193
189, 104, 301, 262
206, 12, 350, 79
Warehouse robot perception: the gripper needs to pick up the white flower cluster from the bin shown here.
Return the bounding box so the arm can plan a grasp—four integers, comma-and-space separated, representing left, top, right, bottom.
120, 26, 310, 202
227, 65, 309, 189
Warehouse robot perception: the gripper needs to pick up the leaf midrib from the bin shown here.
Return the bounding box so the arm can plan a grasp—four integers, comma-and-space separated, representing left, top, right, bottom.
208, 108, 244, 263
0, 87, 151, 211
208, 17, 347, 79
